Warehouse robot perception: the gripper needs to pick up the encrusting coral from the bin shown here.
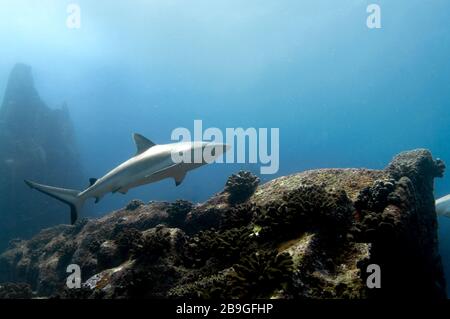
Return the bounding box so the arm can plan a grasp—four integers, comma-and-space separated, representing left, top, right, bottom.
166, 200, 193, 227
183, 226, 255, 268
0, 152, 446, 299
227, 250, 293, 298
125, 199, 145, 211
254, 184, 353, 241
132, 225, 172, 263
225, 171, 260, 205
0, 282, 33, 299
114, 227, 144, 260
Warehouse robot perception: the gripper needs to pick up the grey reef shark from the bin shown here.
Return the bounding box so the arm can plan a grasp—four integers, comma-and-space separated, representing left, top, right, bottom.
25, 133, 231, 224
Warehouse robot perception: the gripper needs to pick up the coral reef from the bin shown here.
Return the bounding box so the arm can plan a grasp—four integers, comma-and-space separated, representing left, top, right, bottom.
125, 199, 145, 211
0, 149, 446, 299
254, 185, 353, 241
227, 250, 293, 298
225, 171, 260, 205
166, 200, 193, 227
0, 282, 33, 299
182, 227, 255, 268
132, 225, 172, 263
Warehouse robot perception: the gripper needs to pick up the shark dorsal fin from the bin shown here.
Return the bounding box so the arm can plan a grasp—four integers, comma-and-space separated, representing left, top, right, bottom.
133, 133, 156, 155
89, 178, 97, 186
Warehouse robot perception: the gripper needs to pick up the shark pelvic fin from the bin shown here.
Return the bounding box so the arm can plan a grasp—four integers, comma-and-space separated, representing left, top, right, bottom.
174, 171, 187, 187
133, 133, 156, 155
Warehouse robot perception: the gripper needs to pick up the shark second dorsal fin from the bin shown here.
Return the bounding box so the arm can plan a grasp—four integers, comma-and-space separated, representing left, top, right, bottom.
89, 178, 98, 186
133, 133, 156, 155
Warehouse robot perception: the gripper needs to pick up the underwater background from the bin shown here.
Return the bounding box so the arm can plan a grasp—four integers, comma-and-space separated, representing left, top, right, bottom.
0, 0, 449, 296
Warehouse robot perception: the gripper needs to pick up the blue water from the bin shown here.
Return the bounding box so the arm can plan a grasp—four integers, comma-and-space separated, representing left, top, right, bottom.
0, 0, 449, 295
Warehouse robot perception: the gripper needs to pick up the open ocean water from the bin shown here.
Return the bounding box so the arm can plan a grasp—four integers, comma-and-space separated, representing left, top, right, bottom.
0, 0, 450, 296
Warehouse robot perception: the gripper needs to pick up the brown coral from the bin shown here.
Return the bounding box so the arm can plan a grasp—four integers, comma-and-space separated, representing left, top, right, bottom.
225, 171, 260, 205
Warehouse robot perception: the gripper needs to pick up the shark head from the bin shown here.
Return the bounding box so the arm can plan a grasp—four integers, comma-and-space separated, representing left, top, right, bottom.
172, 141, 231, 164
200, 141, 231, 162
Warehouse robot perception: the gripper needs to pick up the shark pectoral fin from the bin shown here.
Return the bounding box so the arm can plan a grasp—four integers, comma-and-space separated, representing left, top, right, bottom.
146, 163, 180, 180
133, 133, 156, 156
174, 171, 187, 187
143, 163, 183, 185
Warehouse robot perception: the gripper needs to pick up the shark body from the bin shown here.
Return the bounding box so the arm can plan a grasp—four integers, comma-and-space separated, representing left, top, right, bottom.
25, 133, 230, 224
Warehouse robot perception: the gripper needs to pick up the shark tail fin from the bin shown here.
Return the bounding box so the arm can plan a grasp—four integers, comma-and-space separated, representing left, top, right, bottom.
24, 180, 84, 225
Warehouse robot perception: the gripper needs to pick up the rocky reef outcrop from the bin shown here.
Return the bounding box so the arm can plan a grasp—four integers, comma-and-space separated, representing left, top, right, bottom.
0, 64, 83, 251
0, 149, 446, 299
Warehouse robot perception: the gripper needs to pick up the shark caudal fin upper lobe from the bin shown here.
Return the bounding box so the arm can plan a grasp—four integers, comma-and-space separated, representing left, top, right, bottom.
24, 180, 84, 224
